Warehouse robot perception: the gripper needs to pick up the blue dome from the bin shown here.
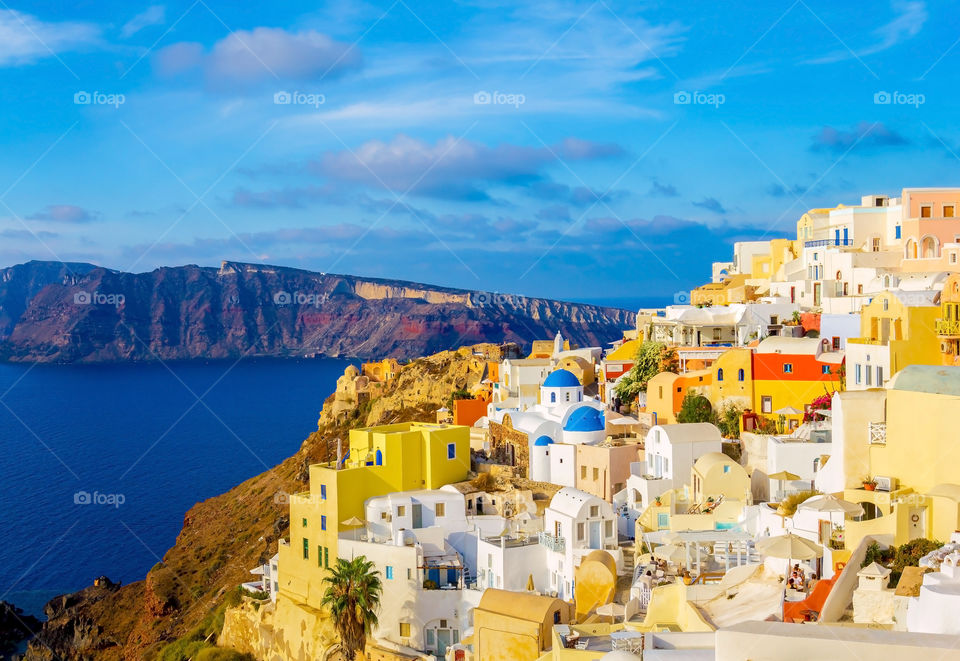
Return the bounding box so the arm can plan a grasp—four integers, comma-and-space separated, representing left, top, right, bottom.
563, 407, 605, 432
534, 435, 554, 446
543, 369, 581, 388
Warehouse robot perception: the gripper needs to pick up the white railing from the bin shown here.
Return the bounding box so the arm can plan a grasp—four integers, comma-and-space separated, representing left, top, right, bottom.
868, 422, 887, 445
538, 531, 566, 553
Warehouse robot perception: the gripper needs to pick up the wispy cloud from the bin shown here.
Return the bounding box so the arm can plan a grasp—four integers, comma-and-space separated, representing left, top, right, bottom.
0, 9, 100, 66
692, 197, 726, 214
120, 5, 165, 39
27, 205, 97, 223
810, 121, 909, 153
805, 1, 927, 64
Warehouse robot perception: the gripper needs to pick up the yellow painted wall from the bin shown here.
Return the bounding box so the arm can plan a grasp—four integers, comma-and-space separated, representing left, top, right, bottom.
278, 422, 469, 610
854, 292, 941, 374
709, 349, 753, 410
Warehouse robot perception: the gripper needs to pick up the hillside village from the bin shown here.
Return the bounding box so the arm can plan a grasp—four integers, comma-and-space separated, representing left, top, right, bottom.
212, 187, 960, 660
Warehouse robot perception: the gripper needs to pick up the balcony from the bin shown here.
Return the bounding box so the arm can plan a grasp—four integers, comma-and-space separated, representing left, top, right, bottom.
805, 238, 854, 248
538, 531, 566, 553
868, 422, 886, 446
936, 319, 960, 337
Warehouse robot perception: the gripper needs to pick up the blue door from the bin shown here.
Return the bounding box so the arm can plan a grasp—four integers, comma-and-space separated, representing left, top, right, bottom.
843, 227, 848, 244
834, 229, 840, 246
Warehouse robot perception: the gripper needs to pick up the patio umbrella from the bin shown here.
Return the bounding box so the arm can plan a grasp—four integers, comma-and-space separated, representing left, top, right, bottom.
775, 406, 803, 415
798, 494, 863, 517
341, 516, 365, 527
756, 532, 823, 580
768, 470, 801, 502
653, 543, 688, 566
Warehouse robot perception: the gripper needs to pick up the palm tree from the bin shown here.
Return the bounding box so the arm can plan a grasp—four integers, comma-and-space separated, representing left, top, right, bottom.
321, 556, 383, 660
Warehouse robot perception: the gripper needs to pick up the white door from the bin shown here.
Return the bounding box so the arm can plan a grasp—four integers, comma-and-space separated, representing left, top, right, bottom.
589, 520, 601, 549
909, 507, 926, 539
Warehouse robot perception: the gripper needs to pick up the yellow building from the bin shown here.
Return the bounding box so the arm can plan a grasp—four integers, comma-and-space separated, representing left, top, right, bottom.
645, 369, 712, 425
708, 348, 753, 412
277, 422, 470, 609
473, 588, 573, 661
556, 355, 596, 387
691, 452, 751, 504
847, 290, 941, 390
690, 274, 757, 306
936, 274, 960, 366
842, 365, 960, 550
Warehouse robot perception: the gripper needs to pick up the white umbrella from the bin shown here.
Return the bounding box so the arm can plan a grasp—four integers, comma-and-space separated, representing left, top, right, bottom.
775, 406, 803, 416
756, 532, 823, 580
798, 494, 863, 517
756, 533, 822, 560
653, 543, 688, 566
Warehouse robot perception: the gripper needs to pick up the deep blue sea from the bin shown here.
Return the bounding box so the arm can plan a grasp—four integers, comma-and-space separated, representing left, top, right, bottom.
0, 358, 353, 618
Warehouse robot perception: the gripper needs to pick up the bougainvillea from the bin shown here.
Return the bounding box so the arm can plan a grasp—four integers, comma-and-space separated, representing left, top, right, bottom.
803, 393, 832, 422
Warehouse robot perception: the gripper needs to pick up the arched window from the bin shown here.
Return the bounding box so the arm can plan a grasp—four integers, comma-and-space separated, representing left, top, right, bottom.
921, 235, 939, 259
738, 368, 745, 382
565, 392, 570, 402
905, 239, 918, 259
717, 368, 724, 381
550, 392, 556, 403
375, 449, 383, 466
578, 392, 582, 402
836, 270, 842, 281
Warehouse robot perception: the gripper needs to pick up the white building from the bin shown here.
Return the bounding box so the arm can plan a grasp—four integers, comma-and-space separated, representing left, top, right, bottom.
626, 423, 724, 512
477, 487, 621, 601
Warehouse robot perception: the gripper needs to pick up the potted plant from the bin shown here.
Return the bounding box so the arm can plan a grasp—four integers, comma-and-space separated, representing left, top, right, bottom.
863, 476, 877, 491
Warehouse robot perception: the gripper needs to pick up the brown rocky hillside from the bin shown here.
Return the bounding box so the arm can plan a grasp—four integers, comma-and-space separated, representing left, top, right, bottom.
22, 344, 506, 660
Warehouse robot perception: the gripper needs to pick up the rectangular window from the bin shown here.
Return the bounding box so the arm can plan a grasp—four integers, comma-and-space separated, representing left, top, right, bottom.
320, 484, 326, 500
302, 517, 308, 527
832, 336, 840, 350
822, 365, 830, 375
318, 546, 322, 567
447, 443, 456, 460
581, 466, 587, 479
877, 366, 884, 385
407, 567, 412, 580
592, 467, 599, 481
604, 520, 613, 537
324, 546, 329, 568
945, 205, 955, 218
577, 522, 584, 540
321, 515, 326, 531
761, 396, 772, 413
397, 505, 405, 516
895, 225, 902, 239
856, 364, 862, 385
657, 513, 669, 529
386, 566, 394, 580
399, 623, 411, 638
435, 503, 445, 517
865, 367, 872, 387
921, 205, 932, 218
302, 538, 309, 560
783, 363, 793, 374
723, 465, 730, 473
590, 505, 599, 517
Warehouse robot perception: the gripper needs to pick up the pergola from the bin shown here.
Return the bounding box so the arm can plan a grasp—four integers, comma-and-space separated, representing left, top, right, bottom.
643, 529, 755, 574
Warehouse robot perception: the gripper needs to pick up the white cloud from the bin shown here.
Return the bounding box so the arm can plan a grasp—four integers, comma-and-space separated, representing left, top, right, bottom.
0, 10, 100, 66
120, 5, 165, 39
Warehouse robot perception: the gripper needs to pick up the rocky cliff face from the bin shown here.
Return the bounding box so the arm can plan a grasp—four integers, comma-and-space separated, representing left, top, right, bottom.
20, 345, 507, 660
0, 260, 633, 363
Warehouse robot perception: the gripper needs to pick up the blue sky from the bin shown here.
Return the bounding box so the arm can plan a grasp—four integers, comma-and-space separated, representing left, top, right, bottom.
0, 0, 957, 304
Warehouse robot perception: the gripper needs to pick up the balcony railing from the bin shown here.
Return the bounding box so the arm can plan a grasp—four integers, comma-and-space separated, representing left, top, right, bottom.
868, 422, 886, 446
805, 238, 854, 248
936, 319, 960, 336
538, 531, 566, 553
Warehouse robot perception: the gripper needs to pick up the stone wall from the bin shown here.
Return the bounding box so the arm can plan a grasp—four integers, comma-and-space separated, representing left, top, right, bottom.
488, 418, 530, 475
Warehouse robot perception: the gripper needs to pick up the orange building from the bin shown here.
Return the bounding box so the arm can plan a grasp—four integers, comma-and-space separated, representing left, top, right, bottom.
645, 369, 713, 425
453, 395, 490, 427
936, 274, 960, 366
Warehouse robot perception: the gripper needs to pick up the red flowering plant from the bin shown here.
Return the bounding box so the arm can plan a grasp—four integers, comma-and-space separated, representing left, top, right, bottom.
803, 394, 832, 422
